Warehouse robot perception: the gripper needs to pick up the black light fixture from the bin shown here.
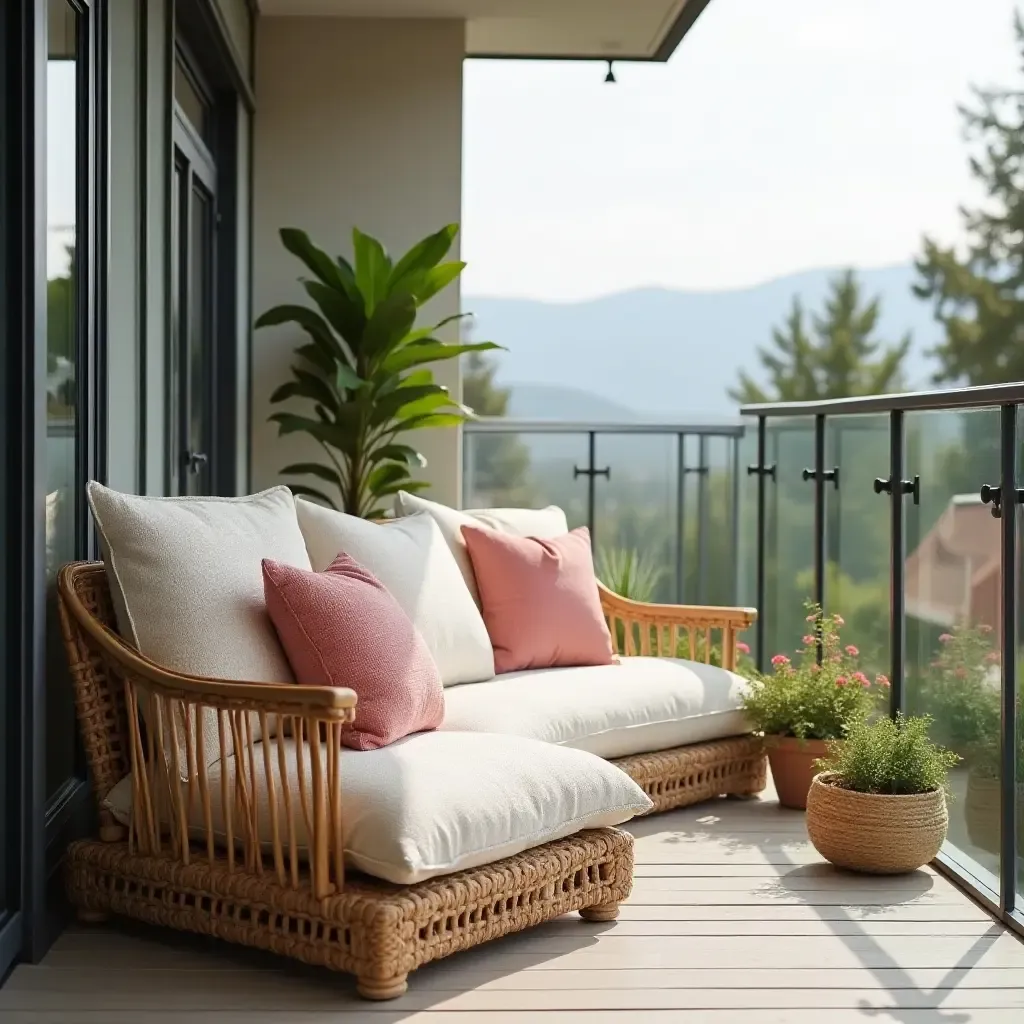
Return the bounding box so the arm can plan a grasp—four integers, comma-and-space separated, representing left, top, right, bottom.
604, 60, 616, 84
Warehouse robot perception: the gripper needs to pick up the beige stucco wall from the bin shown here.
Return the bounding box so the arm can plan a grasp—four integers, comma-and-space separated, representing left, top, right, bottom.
252, 17, 466, 506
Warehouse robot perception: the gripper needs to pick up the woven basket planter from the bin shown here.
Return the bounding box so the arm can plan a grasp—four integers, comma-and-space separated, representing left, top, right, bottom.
805, 772, 947, 874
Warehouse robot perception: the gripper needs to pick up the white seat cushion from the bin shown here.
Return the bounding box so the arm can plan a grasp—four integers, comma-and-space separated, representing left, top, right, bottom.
103, 731, 652, 885
441, 657, 752, 760
393, 491, 569, 605
295, 501, 495, 685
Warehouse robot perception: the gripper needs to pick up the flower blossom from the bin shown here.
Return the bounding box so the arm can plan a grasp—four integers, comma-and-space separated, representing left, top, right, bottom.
835, 676, 848, 687
845, 645, 859, 657
833, 615, 845, 626
810, 663, 821, 674
985, 651, 1000, 664
802, 634, 816, 646
852, 671, 870, 687
736, 642, 750, 655
939, 633, 953, 643
876, 674, 890, 688
806, 613, 817, 622
771, 654, 790, 667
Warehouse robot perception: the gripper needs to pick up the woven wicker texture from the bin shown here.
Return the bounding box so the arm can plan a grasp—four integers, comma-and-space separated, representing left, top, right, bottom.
805, 773, 948, 875
66, 827, 633, 999
615, 736, 767, 814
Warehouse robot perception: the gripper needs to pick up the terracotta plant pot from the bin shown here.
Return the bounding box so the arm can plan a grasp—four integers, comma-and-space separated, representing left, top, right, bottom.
766, 736, 830, 810
806, 772, 948, 874
965, 769, 1024, 856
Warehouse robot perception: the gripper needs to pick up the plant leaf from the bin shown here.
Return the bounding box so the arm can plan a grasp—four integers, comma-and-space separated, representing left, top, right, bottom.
352, 228, 392, 315
280, 229, 348, 292
366, 462, 410, 496
302, 280, 363, 361
295, 342, 334, 376
393, 412, 465, 432
388, 224, 458, 293
335, 363, 365, 392
383, 340, 502, 375
412, 261, 465, 305
280, 463, 344, 488
369, 443, 427, 468
370, 384, 451, 427
285, 484, 338, 509
269, 412, 358, 457
363, 291, 418, 364
292, 367, 341, 411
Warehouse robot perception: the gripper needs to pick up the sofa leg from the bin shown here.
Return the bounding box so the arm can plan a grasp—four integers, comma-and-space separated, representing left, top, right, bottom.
76, 907, 110, 925
579, 901, 620, 923
357, 973, 409, 1001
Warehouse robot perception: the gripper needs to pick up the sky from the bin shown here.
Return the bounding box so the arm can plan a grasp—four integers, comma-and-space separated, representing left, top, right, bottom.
461, 0, 1022, 301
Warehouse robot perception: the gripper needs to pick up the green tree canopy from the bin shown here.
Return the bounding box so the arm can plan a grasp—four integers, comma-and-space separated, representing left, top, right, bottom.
915, 12, 1024, 385
730, 270, 910, 404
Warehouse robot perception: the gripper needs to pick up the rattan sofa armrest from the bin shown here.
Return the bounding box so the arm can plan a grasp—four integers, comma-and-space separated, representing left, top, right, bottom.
598, 583, 757, 669
58, 562, 356, 717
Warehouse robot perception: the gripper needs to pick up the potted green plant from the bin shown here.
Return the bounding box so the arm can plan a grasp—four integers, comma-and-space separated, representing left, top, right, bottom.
740, 607, 888, 809
807, 714, 959, 874
257, 224, 501, 517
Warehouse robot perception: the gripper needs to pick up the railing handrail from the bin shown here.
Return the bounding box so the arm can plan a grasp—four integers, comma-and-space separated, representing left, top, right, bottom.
739, 380, 1024, 418
464, 416, 746, 436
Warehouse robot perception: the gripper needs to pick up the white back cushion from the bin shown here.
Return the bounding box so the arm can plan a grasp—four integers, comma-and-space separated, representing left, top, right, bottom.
393, 491, 568, 605
295, 500, 494, 685
86, 483, 312, 772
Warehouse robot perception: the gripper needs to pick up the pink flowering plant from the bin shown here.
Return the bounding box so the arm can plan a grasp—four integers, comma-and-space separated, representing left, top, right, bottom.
740, 603, 889, 741
909, 623, 999, 754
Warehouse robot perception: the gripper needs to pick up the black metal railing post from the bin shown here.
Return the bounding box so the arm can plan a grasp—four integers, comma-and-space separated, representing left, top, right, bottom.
697, 436, 709, 604
801, 415, 836, 663
731, 434, 742, 608
999, 403, 1018, 913
573, 431, 609, 539
889, 409, 906, 718
746, 417, 773, 672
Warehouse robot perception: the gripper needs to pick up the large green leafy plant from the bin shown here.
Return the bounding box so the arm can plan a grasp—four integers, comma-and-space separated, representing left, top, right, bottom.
258, 224, 499, 517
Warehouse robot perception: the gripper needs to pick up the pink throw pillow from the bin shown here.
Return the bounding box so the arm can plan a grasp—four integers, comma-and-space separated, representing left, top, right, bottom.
460, 525, 615, 673
262, 554, 444, 751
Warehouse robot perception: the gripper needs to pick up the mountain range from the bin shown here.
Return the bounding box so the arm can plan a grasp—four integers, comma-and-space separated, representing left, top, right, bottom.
464, 263, 941, 422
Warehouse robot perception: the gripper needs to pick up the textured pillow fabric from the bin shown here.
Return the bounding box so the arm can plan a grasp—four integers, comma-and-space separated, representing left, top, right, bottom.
462, 524, 615, 673
393, 490, 569, 605
263, 554, 444, 750
86, 482, 312, 771
295, 500, 494, 685
103, 731, 653, 885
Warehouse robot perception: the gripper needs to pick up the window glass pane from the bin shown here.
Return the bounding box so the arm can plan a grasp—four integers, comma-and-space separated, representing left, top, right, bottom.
175, 57, 209, 141
904, 408, 1002, 892
46, 0, 80, 799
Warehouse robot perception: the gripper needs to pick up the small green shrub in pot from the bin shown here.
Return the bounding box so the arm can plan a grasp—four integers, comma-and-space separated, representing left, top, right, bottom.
740, 604, 889, 809
807, 715, 960, 874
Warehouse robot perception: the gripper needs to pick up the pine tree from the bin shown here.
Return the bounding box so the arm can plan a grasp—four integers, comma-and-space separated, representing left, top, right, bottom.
915, 12, 1024, 385
730, 270, 910, 404
462, 350, 534, 505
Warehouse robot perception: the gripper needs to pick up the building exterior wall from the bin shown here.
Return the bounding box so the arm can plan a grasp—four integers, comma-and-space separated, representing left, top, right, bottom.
252, 17, 466, 507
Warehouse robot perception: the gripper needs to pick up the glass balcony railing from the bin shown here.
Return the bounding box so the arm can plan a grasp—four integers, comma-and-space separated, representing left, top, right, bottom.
741, 383, 1024, 943
462, 419, 747, 610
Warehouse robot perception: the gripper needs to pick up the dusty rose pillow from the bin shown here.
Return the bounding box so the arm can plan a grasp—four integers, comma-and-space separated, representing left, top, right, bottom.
262, 554, 444, 751
460, 524, 615, 673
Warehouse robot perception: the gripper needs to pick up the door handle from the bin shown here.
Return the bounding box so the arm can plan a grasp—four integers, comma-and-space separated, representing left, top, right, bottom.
185, 451, 208, 474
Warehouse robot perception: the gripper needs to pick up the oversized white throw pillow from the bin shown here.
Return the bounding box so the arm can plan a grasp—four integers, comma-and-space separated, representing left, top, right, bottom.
393, 491, 569, 605
86, 483, 312, 769
295, 500, 495, 685
103, 731, 652, 885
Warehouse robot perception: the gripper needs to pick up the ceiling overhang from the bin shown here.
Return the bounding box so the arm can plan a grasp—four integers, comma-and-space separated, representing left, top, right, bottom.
257, 1, 713, 62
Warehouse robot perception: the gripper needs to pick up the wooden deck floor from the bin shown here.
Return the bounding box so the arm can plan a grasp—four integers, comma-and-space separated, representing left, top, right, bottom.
4, 784, 1024, 1022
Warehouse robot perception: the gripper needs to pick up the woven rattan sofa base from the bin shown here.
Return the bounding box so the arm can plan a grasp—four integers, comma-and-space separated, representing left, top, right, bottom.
613, 735, 767, 815
66, 826, 633, 1000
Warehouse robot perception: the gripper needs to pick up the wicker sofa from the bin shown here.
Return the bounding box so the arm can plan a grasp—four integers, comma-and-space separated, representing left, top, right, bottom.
58, 492, 765, 1000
